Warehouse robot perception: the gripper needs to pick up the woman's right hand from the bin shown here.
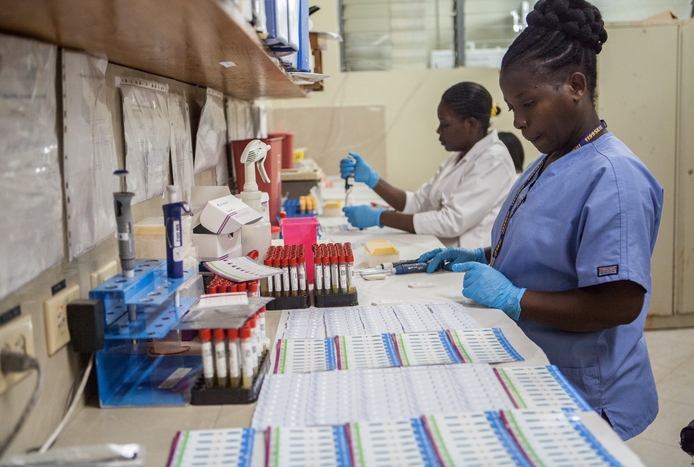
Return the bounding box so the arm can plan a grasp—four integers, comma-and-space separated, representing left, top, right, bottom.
340, 152, 380, 189
418, 247, 488, 273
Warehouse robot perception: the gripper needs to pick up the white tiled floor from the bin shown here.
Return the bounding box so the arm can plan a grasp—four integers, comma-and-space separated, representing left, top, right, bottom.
626, 328, 694, 466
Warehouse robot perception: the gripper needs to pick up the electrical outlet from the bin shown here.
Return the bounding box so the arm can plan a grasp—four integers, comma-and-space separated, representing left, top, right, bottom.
90, 260, 118, 288
0, 315, 36, 395
44, 284, 80, 356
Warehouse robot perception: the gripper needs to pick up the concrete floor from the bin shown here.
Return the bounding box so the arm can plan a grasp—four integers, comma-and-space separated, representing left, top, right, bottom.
626, 328, 694, 466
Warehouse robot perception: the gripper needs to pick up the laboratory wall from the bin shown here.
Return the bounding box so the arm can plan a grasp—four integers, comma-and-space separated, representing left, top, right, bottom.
0, 57, 217, 455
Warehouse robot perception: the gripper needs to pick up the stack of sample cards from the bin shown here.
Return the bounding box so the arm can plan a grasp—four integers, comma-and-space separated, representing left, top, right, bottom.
449, 328, 524, 364
265, 425, 351, 467
262, 410, 627, 467
282, 302, 480, 340
166, 428, 255, 467
253, 365, 589, 429
273, 328, 522, 374
273, 338, 337, 374
395, 331, 463, 366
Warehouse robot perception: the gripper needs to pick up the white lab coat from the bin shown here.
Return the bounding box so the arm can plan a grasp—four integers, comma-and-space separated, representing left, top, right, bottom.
402, 130, 516, 248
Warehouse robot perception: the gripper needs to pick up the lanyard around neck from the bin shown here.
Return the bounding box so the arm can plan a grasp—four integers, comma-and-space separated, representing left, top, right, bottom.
489, 120, 607, 267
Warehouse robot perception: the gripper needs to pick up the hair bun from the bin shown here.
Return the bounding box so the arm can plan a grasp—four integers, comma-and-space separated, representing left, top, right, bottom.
531, 0, 607, 54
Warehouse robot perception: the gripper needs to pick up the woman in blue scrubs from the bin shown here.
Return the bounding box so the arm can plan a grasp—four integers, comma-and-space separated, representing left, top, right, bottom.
421, 0, 662, 440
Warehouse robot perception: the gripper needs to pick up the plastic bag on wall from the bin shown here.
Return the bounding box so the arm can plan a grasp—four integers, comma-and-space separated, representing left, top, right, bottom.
117, 77, 170, 204
0, 34, 62, 300
63, 50, 119, 260
168, 92, 194, 204
194, 88, 227, 186
226, 98, 255, 141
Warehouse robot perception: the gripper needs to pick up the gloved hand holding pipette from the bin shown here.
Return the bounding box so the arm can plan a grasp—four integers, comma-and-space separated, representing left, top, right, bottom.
340, 152, 380, 189
419, 247, 488, 273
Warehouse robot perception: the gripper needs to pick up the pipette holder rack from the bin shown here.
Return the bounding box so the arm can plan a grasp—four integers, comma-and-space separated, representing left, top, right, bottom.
89, 259, 199, 407
190, 350, 271, 405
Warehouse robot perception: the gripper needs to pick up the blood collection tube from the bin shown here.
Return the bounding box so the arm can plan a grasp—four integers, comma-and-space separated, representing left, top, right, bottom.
323, 250, 332, 295
238, 282, 247, 294
240, 325, 253, 389
298, 255, 307, 295
248, 280, 259, 297
227, 328, 240, 388
230, 282, 238, 293
339, 252, 348, 294
263, 257, 274, 297
330, 253, 339, 295
250, 316, 259, 373
273, 257, 282, 297
289, 256, 298, 296
346, 250, 356, 293
279, 256, 289, 296
314, 253, 323, 295
259, 306, 268, 349
199, 329, 215, 389
213, 329, 228, 388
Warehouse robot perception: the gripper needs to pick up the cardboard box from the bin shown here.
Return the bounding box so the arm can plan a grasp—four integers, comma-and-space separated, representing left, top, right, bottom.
193, 230, 242, 261
200, 195, 261, 235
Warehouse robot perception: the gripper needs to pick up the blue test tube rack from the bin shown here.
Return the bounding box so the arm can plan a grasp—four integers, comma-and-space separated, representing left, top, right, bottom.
89, 259, 200, 407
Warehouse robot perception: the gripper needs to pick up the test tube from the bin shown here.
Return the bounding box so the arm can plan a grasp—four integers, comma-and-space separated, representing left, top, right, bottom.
263, 257, 274, 296
213, 329, 228, 388
259, 306, 269, 349
289, 256, 299, 296
250, 316, 259, 373
238, 282, 247, 294
330, 253, 339, 295
314, 253, 323, 295
346, 250, 356, 293
339, 252, 348, 294
199, 329, 215, 389
248, 280, 259, 297
298, 255, 307, 295
227, 328, 240, 388
281, 256, 290, 296
240, 325, 253, 389
273, 257, 282, 297
299, 196, 306, 214
322, 250, 332, 295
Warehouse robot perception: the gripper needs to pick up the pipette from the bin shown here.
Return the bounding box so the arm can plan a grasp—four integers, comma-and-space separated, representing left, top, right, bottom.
360, 262, 430, 276
345, 173, 354, 207
113, 170, 137, 322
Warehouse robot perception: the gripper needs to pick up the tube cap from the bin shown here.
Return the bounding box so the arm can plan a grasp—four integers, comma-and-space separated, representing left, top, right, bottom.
213, 328, 225, 340
199, 329, 211, 341
240, 326, 252, 339
227, 328, 239, 339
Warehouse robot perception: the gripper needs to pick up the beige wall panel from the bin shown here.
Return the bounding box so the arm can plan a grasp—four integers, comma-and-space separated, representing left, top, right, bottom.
598, 25, 678, 317
675, 21, 694, 314
268, 105, 387, 178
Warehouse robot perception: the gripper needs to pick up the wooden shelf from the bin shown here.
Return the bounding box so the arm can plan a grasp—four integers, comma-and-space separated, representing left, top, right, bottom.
0, 0, 306, 100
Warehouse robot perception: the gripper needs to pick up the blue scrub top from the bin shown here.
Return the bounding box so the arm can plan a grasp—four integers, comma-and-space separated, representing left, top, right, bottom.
491, 132, 663, 440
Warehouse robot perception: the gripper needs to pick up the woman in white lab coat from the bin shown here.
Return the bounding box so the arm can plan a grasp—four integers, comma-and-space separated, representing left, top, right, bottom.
341, 82, 517, 248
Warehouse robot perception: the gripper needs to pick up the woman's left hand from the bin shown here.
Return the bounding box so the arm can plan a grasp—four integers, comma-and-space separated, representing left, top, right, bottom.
451, 262, 526, 320
343, 205, 384, 229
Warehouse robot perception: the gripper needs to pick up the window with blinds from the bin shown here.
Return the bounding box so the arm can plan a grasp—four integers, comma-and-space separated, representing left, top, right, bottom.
341, 0, 692, 71
341, 0, 456, 71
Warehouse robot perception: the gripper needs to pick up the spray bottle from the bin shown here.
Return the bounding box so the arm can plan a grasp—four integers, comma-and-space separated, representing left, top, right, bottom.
239, 140, 272, 260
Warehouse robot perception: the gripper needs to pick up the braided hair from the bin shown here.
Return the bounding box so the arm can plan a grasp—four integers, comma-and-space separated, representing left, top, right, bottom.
441, 82, 501, 133
501, 0, 608, 101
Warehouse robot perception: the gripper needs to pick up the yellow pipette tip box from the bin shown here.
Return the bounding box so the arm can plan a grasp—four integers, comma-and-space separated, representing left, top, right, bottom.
365, 240, 400, 267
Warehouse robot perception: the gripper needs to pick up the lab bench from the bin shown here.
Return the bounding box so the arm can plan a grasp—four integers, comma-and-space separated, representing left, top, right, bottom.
50, 231, 641, 466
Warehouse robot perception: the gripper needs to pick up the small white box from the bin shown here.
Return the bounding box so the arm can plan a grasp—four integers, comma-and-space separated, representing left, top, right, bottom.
192, 231, 242, 262
200, 195, 262, 235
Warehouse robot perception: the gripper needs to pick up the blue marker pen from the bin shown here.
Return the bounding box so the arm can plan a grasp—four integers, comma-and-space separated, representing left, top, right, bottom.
162, 186, 190, 279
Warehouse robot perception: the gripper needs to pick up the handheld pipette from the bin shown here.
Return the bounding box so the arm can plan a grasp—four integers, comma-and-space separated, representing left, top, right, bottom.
360, 262, 430, 276
113, 170, 137, 323
345, 173, 354, 207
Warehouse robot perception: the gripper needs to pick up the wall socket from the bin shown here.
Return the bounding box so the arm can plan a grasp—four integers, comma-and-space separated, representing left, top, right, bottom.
90, 260, 118, 289
0, 315, 36, 395
44, 284, 80, 356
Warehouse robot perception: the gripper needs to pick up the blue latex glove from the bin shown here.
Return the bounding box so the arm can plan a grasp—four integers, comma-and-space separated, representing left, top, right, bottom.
418, 247, 488, 273
343, 205, 384, 229
451, 262, 525, 321
339, 152, 380, 189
